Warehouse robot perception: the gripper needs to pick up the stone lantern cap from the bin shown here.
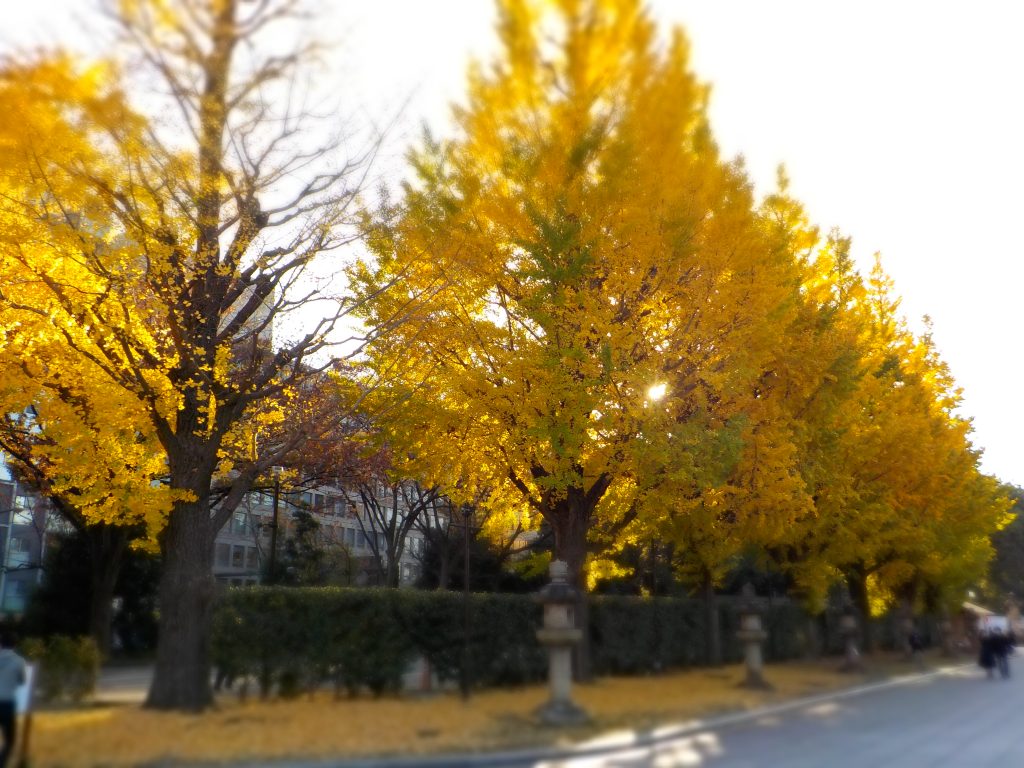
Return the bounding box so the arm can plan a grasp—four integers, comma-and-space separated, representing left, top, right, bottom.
535, 560, 582, 647
737, 582, 767, 615
535, 560, 579, 605
736, 583, 768, 642
839, 604, 859, 635
535, 582, 578, 604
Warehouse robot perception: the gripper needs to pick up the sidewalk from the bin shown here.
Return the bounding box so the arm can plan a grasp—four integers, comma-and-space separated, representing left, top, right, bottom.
241, 662, 974, 768
38, 654, 965, 768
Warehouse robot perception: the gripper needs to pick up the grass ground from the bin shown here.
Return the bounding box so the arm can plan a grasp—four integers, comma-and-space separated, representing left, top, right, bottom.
31, 653, 951, 767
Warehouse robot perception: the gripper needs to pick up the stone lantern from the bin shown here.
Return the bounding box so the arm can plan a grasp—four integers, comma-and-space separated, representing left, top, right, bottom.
839, 605, 863, 672
535, 560, 588, 726
735, 583, 771, 689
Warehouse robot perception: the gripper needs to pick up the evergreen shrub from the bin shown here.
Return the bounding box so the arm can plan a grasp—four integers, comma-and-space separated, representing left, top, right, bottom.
213, 588, 817, 696
21, 635, 100, 703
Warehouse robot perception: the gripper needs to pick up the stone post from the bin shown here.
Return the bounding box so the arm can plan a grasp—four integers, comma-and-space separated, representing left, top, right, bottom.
736, 583, 771, 689
535, 560, 588, 726
839, 605, 863, 672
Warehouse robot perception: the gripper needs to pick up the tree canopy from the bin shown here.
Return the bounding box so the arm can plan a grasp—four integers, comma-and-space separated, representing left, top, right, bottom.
354, 0, 1011, 615
0, 0, 383, 710
0, 0, 1012, 711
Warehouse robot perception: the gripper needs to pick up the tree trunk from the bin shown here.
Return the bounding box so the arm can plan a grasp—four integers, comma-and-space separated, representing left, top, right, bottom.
145, 501, 215, 711
703, 576, 722, 666
86, 525, 129, 658
897, 583, 917, 658
549, 495, 592, 682
436, 539, 451, 591
847, 566, 873, 654
805, 613, 822, 660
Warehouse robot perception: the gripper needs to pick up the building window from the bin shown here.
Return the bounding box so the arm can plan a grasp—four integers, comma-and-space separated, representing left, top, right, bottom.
345, 528, 355, 547
2, 580, 29, 613
245, 546, 258, 570
230, 512, 248, 536
231, 545, 245, 568
356, 531, 365, 549
215, 543, 230, 567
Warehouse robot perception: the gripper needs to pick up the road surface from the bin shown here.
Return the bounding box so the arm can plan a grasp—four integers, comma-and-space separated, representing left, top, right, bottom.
529, 660, 1018, 768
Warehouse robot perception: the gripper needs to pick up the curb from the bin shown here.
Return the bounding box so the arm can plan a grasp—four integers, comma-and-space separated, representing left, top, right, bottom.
234, 662, 972, 768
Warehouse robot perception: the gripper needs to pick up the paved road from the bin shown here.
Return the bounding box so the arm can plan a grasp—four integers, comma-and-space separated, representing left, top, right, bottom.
527, 660, 1020, 768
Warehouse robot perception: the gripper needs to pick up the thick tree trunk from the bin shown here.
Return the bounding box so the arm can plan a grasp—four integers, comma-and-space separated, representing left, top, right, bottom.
386, 552, 400, 589
703, 576, 722, 666
897, 583, 917, 658
806, 613, 822, 660
86, 525, 129, 658
549, 495, 593, 682
145, 501, 215, 711
88, 580, 114, 658
847, 566, 874, 654
436, 542, 451, 590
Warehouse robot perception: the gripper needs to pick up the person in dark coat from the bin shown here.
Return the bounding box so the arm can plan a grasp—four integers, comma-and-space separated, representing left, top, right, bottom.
0, 632, 26, 768
979, 631, 996, 679
908, 627, 925, 669
992, 628, 1012, 679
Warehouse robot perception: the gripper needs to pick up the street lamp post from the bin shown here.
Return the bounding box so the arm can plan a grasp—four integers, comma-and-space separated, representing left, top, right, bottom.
266, 466, 284, 585
461, 505, 472, 701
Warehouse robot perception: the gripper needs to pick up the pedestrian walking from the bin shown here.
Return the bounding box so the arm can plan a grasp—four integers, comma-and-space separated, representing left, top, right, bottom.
0, 633, 26, 768
908, 627, 925, 669
992, 627, 1012, 679
979, 630, 996, 679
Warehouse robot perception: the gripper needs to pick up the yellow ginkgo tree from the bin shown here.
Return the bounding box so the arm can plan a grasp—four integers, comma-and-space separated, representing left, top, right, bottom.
354, 0, 804, 609
785, 257, 1011, 633
0, 0, 386, 711
0, 56, 177, 655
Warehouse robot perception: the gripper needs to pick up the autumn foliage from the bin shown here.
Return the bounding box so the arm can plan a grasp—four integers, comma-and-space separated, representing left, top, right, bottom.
353, 0, 1010, 614
0, 0, 1011, 713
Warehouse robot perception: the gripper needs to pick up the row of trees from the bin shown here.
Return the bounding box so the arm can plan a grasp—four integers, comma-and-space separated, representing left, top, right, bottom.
351, 0, 1011, 636
0, 0, 1011, 711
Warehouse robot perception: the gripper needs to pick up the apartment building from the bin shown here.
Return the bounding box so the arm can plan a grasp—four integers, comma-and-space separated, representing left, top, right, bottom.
0, 460, 62, 618
212, 485, 429, 588
0, 449, 431, 619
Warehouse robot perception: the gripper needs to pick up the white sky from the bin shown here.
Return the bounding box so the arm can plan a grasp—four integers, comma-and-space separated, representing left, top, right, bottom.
5, 1, 1024, 485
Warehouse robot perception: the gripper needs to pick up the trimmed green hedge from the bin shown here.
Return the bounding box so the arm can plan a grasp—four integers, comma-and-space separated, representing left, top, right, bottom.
21, 635, 100, 703
212, 588, 823, 697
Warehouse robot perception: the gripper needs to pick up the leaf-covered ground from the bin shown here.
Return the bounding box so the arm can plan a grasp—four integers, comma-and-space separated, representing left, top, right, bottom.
31, 655, 942, 767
